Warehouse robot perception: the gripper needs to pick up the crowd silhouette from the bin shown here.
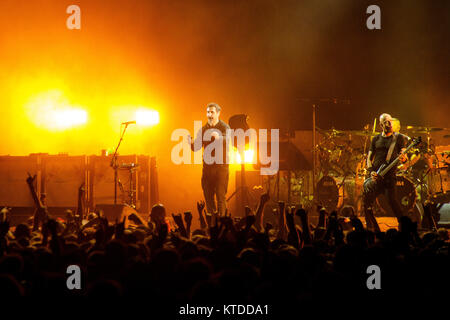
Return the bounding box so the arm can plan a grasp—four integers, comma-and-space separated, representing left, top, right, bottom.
0, 190, 448, 309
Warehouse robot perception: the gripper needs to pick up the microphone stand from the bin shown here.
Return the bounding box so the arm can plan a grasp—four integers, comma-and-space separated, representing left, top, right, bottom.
110, 123, 132, 205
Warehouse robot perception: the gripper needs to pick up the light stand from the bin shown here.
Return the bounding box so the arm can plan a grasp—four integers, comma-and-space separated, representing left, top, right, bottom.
227, 114, 254, 216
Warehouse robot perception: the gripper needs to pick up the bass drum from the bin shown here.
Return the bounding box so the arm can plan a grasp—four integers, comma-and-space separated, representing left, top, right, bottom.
376, 176, 417, 217
335, 177, 364, 215
316, 176, 339, 212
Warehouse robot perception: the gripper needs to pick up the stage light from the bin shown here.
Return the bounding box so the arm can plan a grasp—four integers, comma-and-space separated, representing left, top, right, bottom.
53, 109, 87, 128
235, 148, 255, 164
135, 109, 159, 126
25, 90, 88, 130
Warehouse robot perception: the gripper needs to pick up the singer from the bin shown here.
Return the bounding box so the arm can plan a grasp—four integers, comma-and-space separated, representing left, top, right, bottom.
187, 103, 230, 216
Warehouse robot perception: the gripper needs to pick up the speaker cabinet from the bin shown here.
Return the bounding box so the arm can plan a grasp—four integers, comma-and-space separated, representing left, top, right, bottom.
41, 155, 87, 208
0, 155, 41, 207
136, 155, 159, 214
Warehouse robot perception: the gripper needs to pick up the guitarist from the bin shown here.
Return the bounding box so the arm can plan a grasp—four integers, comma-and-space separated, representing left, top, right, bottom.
363, 113, 409, 229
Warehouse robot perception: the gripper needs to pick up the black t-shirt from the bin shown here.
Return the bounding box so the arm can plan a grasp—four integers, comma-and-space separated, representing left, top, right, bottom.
191, 119, 230, 166
369, 133, 408, 175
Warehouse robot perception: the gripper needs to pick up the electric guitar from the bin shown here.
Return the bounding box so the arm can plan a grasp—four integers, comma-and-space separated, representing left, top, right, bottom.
364, 136, 421, 189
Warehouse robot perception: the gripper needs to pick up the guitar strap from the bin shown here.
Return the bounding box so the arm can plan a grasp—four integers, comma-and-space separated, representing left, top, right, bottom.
385, 132, 398, 163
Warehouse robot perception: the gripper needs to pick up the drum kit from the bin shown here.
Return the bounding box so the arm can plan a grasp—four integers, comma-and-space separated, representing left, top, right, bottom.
315, 125, 450, 217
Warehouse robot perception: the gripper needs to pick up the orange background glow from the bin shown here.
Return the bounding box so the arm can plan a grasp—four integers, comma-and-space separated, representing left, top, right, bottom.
0, 0, 448, 216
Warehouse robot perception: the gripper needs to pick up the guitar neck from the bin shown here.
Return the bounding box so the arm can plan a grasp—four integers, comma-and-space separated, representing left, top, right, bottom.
379, 140, 416, 177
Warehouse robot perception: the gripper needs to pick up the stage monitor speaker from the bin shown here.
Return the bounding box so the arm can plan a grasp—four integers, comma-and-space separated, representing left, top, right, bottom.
437, 203, 450, 227
0, 155, 41, 207
136, 155, 159, 214
41, 155, 87, 208
94, 204, 146, 227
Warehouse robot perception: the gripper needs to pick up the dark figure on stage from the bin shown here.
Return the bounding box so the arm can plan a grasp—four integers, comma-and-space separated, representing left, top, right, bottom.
363, 113, 408, 231
188, 103, 230, 216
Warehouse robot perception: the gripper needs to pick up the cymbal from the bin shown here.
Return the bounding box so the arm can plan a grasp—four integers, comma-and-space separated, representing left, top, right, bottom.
316, 128, 346, 137
348, 130, 380, 137
406, 125, 443, 133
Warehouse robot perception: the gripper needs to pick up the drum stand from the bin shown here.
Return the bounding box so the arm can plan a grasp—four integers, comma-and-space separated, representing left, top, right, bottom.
119, 163, 139, 209
110, 123, 132, 205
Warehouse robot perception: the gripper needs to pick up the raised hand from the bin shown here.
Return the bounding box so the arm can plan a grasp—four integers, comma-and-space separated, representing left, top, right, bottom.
184, 211, 193, 238
219, 214, 234, 230
296, 207, 311, 244
197, 200, 206, 214
196, 200, 207, 229
183, 211, 193, 226
172, 213, 184, 228
254, 192, 270, 232
172, 213, 187, 237
26, 173, 37, 186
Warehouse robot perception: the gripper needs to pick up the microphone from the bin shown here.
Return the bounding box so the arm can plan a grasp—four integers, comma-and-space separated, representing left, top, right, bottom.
122, 121, 136, 125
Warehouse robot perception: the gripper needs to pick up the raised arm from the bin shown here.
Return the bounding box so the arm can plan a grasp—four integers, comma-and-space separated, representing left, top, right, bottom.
255, 192, 270, 232
276, 201, 287, 240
